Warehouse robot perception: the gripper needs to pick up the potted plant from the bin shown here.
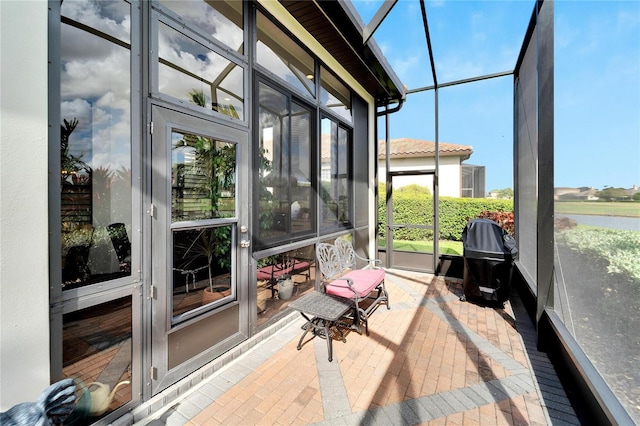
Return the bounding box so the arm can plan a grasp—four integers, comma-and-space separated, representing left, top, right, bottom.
277, 274, 294, 300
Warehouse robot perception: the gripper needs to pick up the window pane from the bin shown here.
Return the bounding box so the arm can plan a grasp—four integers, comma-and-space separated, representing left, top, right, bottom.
257, 83, 289, 244
320, 118, 351, 231
158, 0, 243, 54
158, 22, 244, 120
256, 11, 314, 98
290, 102, 313, 234
63, 297, 132, 422
62, 0, 130, 43
320, 66, 352, 122
255, 84, 314, 248
337, 127, 350, 223
60, 0, 132, 290
171, 131, 236, 222
255, 244, 316, 328
172, 226, 234, 320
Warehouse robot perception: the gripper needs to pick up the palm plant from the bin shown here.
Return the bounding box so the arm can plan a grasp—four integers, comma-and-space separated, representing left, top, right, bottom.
171, 90, 237, 293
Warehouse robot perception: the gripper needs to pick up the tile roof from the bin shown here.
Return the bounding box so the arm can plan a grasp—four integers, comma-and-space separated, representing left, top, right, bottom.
378, 138, 473, 159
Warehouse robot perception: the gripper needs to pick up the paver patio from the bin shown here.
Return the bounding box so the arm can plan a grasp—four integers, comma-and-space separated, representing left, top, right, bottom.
135, 270, 579, 425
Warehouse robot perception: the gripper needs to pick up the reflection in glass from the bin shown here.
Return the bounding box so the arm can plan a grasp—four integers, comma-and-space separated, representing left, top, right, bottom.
290, 102, 313, 234
256, 83, 313, 248
158, 22, 244, 120
256, 10, 315, 97
158, 0, 243, 54
320, 118, 351, 231
256, 244, 316, 328
60, 0, 132, 290
320, 66, 352, 122
171, 131, 236, 222
63, 297, 132, 423
172, 226, 234, 319
62, 0, 130, 43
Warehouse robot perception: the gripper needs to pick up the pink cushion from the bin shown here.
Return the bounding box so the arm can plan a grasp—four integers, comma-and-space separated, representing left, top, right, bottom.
256, 264, 293, 281
325, 269, 385, 299
292, 260, 310, 271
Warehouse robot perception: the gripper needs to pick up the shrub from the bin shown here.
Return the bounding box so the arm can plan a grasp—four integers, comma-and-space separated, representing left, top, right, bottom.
476, 210, 515, 236
378, 183, 514, 241
556, 227, 640, 281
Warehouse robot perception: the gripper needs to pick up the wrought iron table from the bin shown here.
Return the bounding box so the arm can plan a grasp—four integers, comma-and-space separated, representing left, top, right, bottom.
288, 291, 352, 362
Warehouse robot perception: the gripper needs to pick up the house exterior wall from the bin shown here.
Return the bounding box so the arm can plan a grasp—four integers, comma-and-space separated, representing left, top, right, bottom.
0, 1, 51, 409
0, 0, 385, 415
378, 155, 463, 197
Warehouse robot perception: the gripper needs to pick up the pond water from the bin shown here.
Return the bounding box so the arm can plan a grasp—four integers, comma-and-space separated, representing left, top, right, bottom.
559, 214, 640, 232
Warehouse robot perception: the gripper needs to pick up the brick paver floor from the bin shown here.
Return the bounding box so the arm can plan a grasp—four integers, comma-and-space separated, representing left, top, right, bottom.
135, 270, 579, 425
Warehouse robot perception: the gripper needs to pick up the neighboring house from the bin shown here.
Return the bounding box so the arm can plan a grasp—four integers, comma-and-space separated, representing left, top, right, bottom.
625, 184, 640, 198
554, 187, 600, 201
377, 138, 474, 197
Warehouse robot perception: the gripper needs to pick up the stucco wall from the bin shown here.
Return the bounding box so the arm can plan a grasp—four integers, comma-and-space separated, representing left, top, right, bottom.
0, 0, 51, 409
378, 156, 463, 197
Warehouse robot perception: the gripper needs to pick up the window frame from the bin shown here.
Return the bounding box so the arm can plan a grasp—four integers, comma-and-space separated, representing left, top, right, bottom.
151, 4, 248, 123
253, 76, 317, 251
319, 114, 354, 235
253, 7, 317, 105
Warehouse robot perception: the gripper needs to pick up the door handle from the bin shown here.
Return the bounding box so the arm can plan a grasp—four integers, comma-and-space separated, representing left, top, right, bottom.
240, 239, 251, 248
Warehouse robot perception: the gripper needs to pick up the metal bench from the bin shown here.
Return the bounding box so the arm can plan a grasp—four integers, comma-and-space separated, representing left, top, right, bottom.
316, 239, 389, 336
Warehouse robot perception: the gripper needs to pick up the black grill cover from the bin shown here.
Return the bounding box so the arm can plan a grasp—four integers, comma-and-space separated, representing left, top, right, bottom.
462, 219, 518, 304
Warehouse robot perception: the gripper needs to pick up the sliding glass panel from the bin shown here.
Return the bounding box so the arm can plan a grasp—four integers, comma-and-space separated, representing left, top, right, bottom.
290, 102, 313, 234
257, 83, 289, 244
320, 118, 351, 232
255, 82, 314, 249
60, 0, 132, 290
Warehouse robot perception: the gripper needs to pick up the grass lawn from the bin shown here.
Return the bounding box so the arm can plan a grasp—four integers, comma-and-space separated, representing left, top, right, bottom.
555, 201, 640, 218
379, 238, 463, 255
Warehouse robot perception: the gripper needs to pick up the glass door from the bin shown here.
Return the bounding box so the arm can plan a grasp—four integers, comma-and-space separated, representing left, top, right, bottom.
150, 106, 249, 393
386, 171, 436, 272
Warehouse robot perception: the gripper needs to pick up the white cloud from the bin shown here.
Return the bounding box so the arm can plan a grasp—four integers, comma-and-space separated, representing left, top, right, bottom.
61, 98, 92, 131
61, 44, 130, 102
61, 0, 130, 42
159, 0, 243, 51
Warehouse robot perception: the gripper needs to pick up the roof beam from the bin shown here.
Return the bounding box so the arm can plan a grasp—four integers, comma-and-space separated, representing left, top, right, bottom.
362, 0, 398, 45
407, 70, 513, 94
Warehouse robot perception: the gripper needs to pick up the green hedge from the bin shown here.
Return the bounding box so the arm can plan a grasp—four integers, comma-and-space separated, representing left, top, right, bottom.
378, 183, 513, 241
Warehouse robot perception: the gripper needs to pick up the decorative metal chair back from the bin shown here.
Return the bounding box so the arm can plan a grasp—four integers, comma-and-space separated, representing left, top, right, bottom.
334, 238, 356, 270
316, 243, 343, 282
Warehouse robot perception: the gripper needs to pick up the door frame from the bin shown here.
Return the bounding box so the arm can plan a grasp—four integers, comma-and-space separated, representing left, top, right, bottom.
147, 104, 250, 395
386, 170, 437, 273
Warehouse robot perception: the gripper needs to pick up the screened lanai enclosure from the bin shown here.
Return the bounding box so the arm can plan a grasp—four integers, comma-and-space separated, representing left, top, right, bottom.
1, 0, 637, 424
365, 0, 639, 424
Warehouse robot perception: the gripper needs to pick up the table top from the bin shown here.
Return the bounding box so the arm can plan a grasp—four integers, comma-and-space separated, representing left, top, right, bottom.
289, 291, 352, 321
